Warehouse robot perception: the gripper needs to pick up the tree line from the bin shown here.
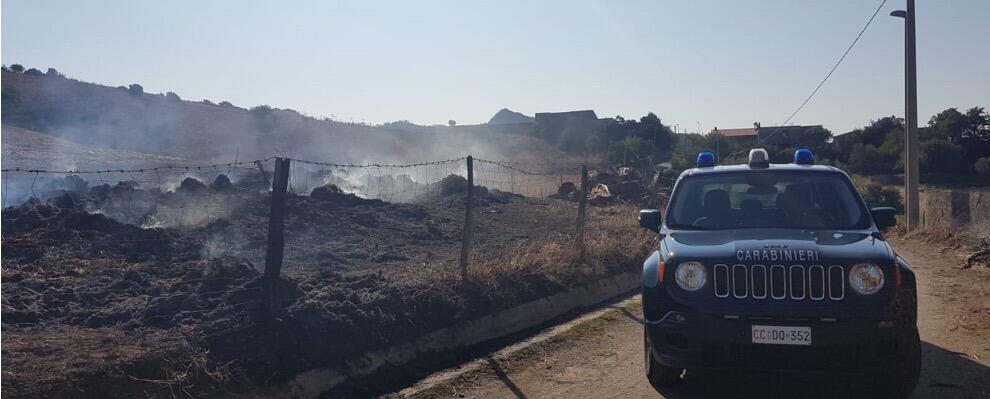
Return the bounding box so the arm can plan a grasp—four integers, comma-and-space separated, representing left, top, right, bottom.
572, 106, 990, 180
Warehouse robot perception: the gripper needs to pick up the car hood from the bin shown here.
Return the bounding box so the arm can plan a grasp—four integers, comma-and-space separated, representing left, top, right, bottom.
662, 228, 892, 263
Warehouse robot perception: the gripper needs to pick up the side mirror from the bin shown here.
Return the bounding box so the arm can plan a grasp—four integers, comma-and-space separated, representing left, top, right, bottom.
870, 207, 897, 229
639, 209, 661, 232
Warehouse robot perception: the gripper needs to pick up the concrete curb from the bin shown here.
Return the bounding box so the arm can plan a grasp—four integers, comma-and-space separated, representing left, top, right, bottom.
269, 272, 641, 398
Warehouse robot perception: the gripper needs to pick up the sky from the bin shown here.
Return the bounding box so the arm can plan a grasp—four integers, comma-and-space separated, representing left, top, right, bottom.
2, 0, 988, 134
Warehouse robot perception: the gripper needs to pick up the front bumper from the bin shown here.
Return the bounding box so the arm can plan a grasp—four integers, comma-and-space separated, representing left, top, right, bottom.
645, 309, 917, 373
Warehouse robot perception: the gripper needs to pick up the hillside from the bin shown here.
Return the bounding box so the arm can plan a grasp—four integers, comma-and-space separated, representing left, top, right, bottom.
488, 108, 535, 125
1, 125, 194, 171
1, 70, 567, 167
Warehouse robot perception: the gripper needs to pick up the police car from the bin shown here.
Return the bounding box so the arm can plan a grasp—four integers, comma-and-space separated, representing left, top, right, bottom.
638, 148, 920, 398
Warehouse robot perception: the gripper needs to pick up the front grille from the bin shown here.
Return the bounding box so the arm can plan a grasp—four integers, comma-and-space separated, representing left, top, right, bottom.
713, 264, 845, 300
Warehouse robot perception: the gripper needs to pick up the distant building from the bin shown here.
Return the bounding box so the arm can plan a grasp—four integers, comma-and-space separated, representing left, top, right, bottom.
534, 110, 599, 127
710, 127, 760, 145
710, 125, 826, 146
534, 110, 604, 143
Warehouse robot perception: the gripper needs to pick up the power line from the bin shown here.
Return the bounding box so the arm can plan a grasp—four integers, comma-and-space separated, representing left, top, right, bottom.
747, 0, 888, 151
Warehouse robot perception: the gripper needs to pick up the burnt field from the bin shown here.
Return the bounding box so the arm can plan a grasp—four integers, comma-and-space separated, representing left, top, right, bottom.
0, 169, 653, 398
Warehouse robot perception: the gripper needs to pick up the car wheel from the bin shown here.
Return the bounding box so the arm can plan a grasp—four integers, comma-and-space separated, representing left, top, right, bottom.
644, 328, 683, 387
873, 329, 921, 399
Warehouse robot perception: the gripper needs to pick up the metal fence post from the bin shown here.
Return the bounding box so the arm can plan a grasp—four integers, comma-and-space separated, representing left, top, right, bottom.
459, 156, 474, 280
264, 157, 291, 309
576, 164, 589, 255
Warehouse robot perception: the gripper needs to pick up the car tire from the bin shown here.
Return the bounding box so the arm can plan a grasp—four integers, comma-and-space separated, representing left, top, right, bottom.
873, 329, 922, 399
644, 328, 683, 387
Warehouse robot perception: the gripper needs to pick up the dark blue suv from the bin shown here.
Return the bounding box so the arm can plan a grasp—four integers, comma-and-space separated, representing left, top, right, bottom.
638, 149, 920, 398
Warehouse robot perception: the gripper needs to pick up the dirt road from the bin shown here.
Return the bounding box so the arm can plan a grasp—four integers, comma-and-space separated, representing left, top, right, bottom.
402, 238, 990, 398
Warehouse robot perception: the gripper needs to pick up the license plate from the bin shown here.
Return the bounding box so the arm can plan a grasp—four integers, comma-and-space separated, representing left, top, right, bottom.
751, 325, 812, 345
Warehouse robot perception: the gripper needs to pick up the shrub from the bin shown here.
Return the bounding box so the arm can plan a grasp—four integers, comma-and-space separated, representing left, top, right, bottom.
45, 68, 61, 77
250, 104, 273, 114
24, 68, 43, 76
975, 157, 990, 177
847, 144, 890, 175
920, 139, 965, 174
165, 91, 181, 101
250, 105, 276, 133
9, 64, 24, 73
202, 99, 214, 105
218, 101, 233, 107
856, 182, 903, 212
607, 136, 653, 166
128, 84, 144, 95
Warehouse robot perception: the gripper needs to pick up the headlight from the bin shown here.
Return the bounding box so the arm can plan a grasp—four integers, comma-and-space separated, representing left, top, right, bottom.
675, 261, 707, 291
849, 263, 884, 295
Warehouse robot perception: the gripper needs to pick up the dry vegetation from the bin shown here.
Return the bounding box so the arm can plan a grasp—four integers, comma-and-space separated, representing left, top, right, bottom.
468, 206, 654, 287
887, 226, 990, 268
1, 174, 654, 398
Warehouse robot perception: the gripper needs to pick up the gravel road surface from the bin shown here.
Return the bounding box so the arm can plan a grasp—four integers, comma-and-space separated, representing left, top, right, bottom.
400, 237, 990, 399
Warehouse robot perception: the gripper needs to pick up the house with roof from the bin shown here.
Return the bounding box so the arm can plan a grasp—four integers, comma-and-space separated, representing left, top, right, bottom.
533, 110, 605, 143
710, 124, 827, 146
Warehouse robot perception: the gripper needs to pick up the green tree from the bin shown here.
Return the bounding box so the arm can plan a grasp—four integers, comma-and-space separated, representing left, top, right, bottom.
920, 139, 965, 174
128, 83, 144, 95
847, 144, 888, 175
963, 107, 989, 140
608, 136, 653, 165
9, 64, 24, 73
927, 108, 967, 143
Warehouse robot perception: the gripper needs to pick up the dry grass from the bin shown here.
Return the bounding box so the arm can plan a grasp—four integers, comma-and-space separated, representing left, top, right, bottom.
0, 326, 238, 398
465, 205, 655, 288
888, 226, 990, 268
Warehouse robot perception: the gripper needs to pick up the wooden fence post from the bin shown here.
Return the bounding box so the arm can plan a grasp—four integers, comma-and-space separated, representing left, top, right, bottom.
255, 160, 271, 188
576, 165, 589, 255
264, 157, 291, 309
459, 156, 474, 280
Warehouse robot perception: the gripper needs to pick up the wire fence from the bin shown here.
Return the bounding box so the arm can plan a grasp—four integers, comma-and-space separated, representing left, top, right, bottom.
919, 188, 990, 240
2, 159, 274, 229
285, 157, 466, 203
1, 156, 600, 281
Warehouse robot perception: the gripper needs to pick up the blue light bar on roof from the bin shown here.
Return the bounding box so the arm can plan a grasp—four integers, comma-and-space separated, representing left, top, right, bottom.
794, 148, 814, 165
697, 152, 716, 168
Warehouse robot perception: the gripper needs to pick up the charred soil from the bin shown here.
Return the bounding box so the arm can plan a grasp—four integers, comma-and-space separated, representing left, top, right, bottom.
1, 179, 652, 397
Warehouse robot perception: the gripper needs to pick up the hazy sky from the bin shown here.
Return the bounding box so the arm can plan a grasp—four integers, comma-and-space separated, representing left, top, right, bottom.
3, 0, 988, 134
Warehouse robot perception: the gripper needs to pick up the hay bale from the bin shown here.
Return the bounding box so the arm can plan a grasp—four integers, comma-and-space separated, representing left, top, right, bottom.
557, 181, 576, 195
178, 177, 207, 193
211, 174, 234, 191
440, 174, 468, 196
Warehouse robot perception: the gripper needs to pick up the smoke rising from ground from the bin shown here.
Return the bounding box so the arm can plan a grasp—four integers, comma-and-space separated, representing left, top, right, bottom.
1, 70, 570, 171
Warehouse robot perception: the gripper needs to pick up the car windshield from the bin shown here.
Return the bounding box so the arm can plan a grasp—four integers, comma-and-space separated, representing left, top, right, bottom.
666, 170, 870, 230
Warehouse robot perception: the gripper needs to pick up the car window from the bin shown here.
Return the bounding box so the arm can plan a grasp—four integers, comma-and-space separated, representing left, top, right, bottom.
666, 171, 869, 230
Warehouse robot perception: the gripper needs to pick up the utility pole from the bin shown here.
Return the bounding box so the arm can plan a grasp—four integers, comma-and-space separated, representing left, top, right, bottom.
892, 0, 919, 230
